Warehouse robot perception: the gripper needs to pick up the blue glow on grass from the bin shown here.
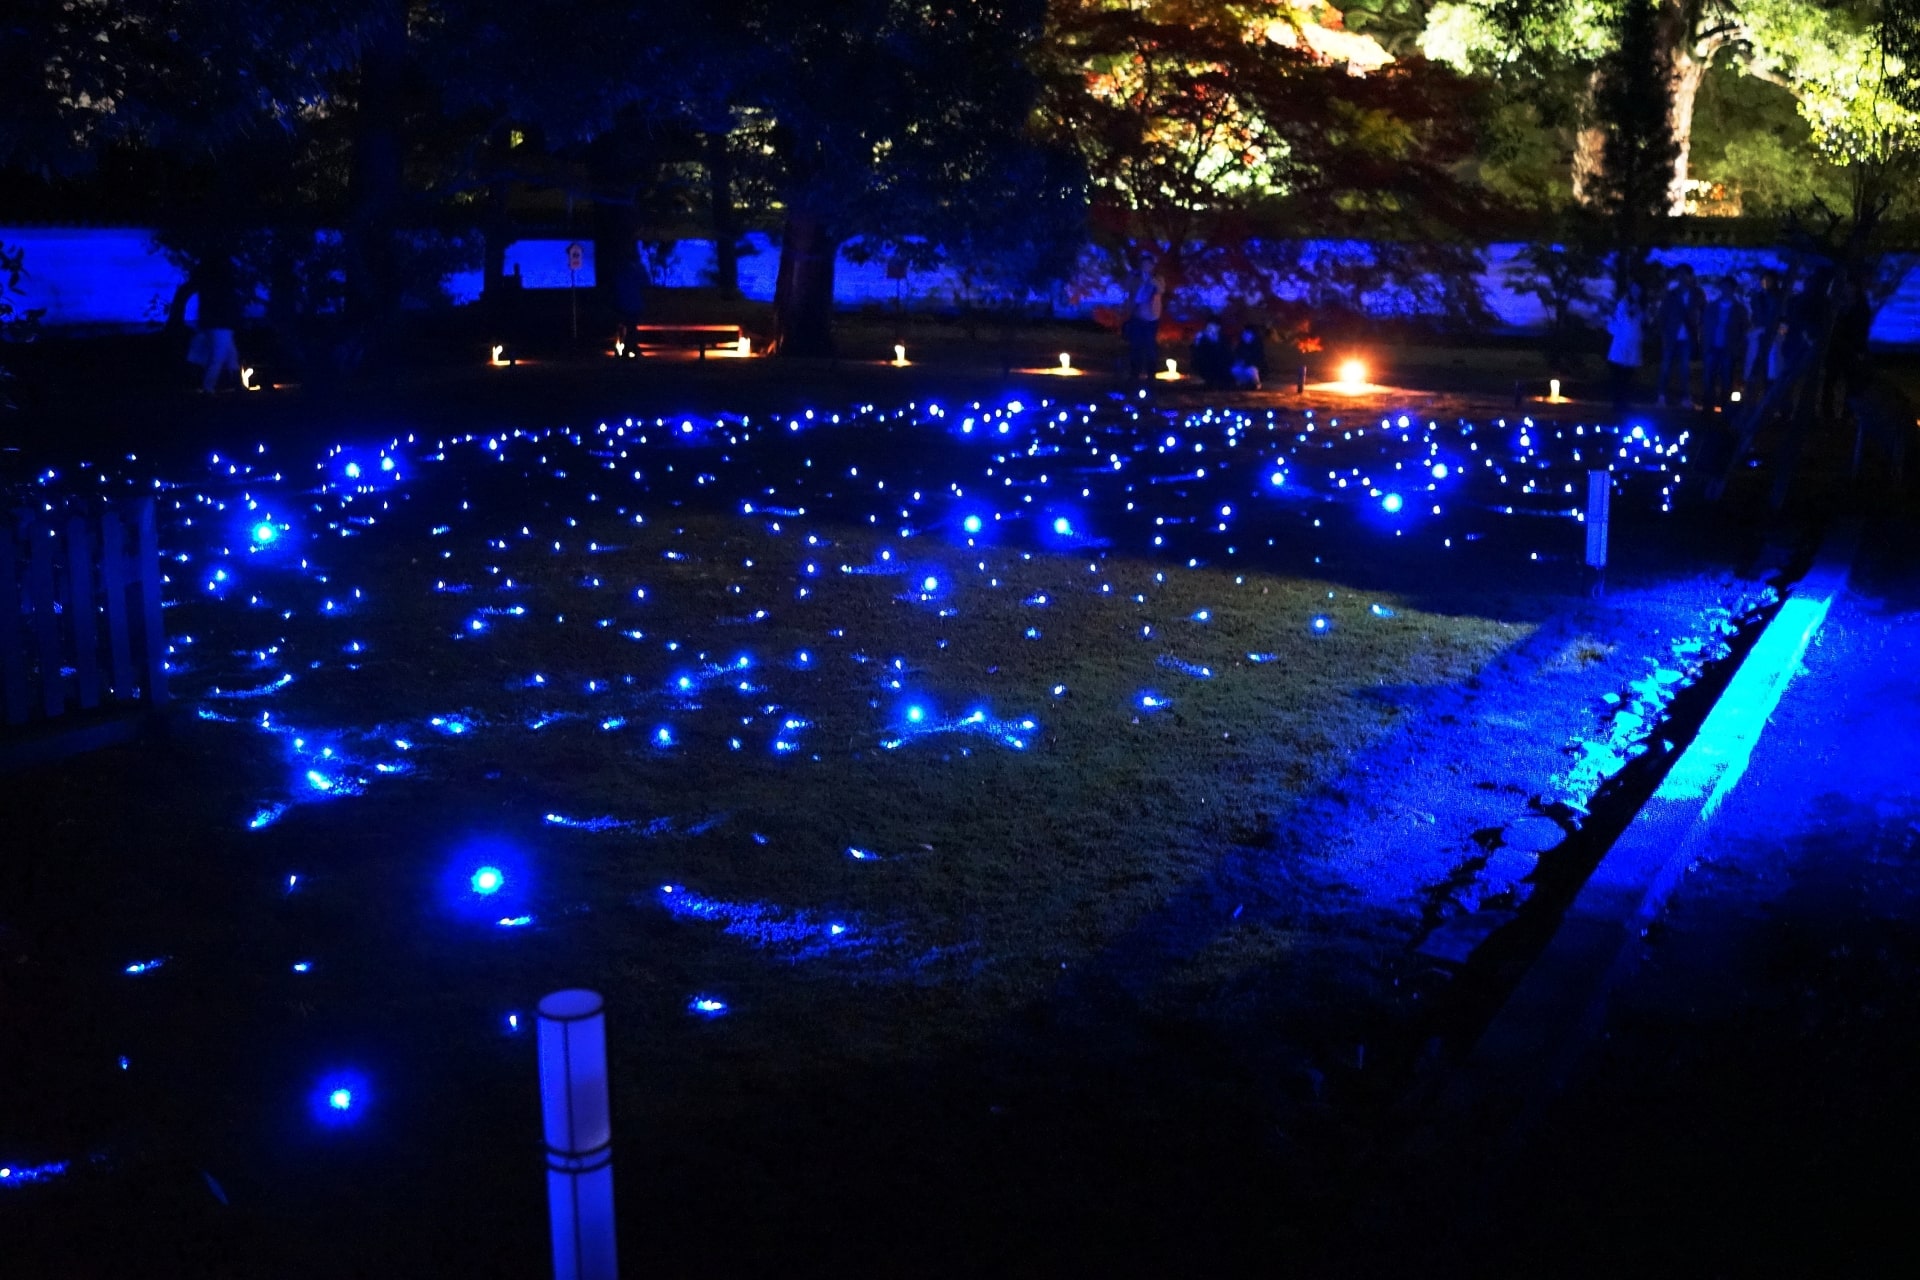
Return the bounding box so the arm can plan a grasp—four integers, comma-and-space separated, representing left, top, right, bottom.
496, 915, 534, 928
124, 958, 165, 975
1310, 615, 1333, 634
0, 1161, 69, 1186
543, 812, 635, 832
248, 804, 287, 830
688, 997, 729, 1017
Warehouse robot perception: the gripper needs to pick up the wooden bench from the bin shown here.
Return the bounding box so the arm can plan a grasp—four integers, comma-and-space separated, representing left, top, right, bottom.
622, 323, 746, 359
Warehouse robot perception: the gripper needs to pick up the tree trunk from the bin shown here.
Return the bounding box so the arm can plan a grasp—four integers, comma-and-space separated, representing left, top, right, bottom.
706, 131, 740, 299
344, 1, 407, 355
1654, 0, 1716, 215
771, 213, 838, 357
1572, 70, 1608, 205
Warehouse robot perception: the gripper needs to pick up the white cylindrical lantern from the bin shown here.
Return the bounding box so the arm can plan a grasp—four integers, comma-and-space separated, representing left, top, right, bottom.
538, 989, 618, 1280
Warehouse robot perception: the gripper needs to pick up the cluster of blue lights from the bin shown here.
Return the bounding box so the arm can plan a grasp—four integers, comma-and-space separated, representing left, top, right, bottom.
47, 388, 1700, 1129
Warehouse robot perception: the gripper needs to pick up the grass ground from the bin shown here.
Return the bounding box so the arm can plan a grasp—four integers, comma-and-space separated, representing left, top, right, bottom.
0, 368, 1789, 1274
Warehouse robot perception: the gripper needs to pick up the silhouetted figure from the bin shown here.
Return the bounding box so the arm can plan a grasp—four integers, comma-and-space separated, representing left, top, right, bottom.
1743, 269, 1781, 393
1191, 319, 1233, 387
1702, 277, 1749, 408
191, 257, 244, 393
1122, 256, 1165, 381
1655, 265, 1704, 409
1231, 325, 1266, 389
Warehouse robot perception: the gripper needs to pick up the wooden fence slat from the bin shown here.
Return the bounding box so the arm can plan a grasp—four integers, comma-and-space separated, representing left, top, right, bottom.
135, 497, 168, 707
100, 508, 134, 700
28, 521, 65, 718
67, 515, 101, 710
1, 522, 27, 726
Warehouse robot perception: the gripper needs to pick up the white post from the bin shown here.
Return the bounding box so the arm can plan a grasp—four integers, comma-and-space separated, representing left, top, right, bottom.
1584, 470, 1611, 569
538, 989, 618, 1280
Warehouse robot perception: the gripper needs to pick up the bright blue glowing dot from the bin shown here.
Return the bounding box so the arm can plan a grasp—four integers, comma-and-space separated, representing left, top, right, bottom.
252, 521, 277, 545
497, 915, 533, 928
379, 457, 395, 472
344, 462, 361, 478
507, 1013, 520, 1031
676, 676, 693, 690
292, 961, 311, 973
689, 997, 728, 1016
1269, 471, 1285, 486
1382, 493, 1404, 513
1311, 615, 1332, 632
922, 575, 938, 592
1431, 462, 1449, 479
797, 651, 811, 665
654, 727, 674, 746
906, 705, 925, 723
470, 866, 504, 895
305, 770, 333, 791
328, 1089, 353, 1111
963, 515, 983, 534
1052, 517, 1072, 535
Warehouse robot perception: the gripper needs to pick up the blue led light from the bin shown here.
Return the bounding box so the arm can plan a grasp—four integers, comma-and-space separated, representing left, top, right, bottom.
251, 521, 278, 546
688, 996, 729, 1017
963, 515, 983, 534
329, 1088, 353, 1111
471, 866, 504, 895
1052, 517, 1072, 535
1382, 493, 1404, 513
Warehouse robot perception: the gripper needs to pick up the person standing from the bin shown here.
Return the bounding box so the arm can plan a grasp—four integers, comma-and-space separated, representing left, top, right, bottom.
1122, 255, 1165, 382
1655, 265, 1704, 409
1743, 269, 1781, 394
193, 257, 244, 394
1606, 280, 1645, 410
1702, 276, 1749, 409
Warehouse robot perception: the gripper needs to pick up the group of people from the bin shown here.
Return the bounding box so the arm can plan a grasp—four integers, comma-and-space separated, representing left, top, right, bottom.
1606, 264, 1874, 414
1121, 257, 1267, 390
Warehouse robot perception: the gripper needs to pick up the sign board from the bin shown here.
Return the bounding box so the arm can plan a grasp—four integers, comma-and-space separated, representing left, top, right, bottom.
1584, 470, 1611, 569
566, 242, 584, 273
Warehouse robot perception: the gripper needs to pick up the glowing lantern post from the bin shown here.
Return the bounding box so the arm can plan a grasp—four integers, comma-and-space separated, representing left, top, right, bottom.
490, 344, 509, 367
1338, 359, 1366, 387
891, 344, 908, 367
735, 335, 751, 357
538, 989, 618, 1280
1059, 352, 1072, 373
1155, 358, 1180, 381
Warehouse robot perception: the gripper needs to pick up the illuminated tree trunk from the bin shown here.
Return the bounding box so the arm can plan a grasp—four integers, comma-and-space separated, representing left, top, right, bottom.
770, 212, 839, 358
1656, 0, 1712, 216
1572, 68, 1608, 205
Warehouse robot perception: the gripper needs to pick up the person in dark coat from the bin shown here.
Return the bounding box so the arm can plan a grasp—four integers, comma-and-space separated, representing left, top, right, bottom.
1701, 276, 1749, 408
1230, 324, 1267, 389
1655, 264, 1705, 409
1190, 319, 1234, 387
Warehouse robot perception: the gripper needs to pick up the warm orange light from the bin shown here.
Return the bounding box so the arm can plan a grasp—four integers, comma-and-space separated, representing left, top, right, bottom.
1338, 358, 1366, 386
891, 343, 909, 367
1059, 352, 1072, 371
736, 335, 751, 357
490, 344, 507, 366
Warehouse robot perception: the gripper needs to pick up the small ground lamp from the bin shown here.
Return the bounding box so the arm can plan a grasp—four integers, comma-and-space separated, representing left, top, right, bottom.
735, 335, 751, 357
1155, 358, 1181, 381
1545, 377, 1570, 404
490, 344, 513, 367
891, 344, 909, 367
1338, 359, 1367, 387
